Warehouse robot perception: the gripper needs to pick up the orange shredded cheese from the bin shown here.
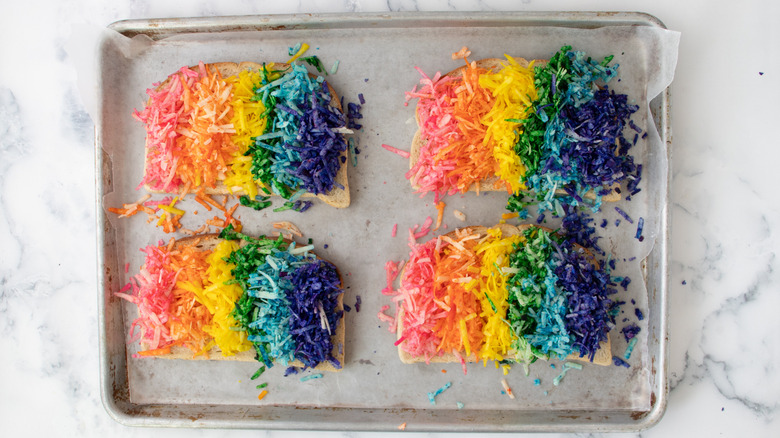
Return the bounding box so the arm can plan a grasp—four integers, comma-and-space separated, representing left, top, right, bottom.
119, 239, 214, 355
199, 194, 226, 212
407, 59, 498, 199
441, 61, 498, 192
166, 241, 215, 356
393, 227, 531, 365
397, 228, 486, 362
272, 221, 303, 237
136, 346, 172, 357
174, 64, 240, 194
433, 201, 446, 231
406, 54, 538, 199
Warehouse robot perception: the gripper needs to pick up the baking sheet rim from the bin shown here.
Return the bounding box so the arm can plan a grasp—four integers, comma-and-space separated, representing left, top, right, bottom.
95, 10, 670, 432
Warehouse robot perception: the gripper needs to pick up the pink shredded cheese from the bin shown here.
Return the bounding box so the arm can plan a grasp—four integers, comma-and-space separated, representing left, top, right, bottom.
382, 261, 401, 296
143, 196, 177, 209
413, 216, 434, 240
394, 238, 444, 361
403, 67, 462, 202
134, 67, 203, 192
381, 261, 402, 332
381, 144, 411, 159
377, 305, 394, 325
117, 243, 178, 350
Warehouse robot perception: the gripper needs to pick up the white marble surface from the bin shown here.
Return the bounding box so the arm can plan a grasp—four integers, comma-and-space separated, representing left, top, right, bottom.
1, 0, 778, 437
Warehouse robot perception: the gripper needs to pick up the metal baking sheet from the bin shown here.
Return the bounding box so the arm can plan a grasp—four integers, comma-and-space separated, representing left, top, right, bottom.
96, 11, 672, 432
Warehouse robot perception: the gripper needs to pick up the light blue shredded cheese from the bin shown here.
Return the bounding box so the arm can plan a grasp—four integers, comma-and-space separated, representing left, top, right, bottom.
624, 337, 638, 360
427, 382, 452, 405
300, 373, 323, 382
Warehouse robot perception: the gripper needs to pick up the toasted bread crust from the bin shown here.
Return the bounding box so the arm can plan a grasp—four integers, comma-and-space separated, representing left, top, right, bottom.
395, 224, 612, 367
138, 234, 346, 372
409, 57, 621, 202
142, 62, 350, 208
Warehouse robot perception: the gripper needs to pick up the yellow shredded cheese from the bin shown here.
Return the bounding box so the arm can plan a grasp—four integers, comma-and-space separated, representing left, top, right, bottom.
466, 227, 525, 362
226, 70, 267, 199
198, 240, 253, 356
479, 56, 538, 193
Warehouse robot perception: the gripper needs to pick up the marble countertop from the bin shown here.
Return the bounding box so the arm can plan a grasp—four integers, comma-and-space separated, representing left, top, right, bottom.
1, 0, 777, 437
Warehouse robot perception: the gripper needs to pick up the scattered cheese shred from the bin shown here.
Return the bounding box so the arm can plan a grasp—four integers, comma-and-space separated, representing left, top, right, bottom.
501, 378, 515, 399
433, 201, 446, 231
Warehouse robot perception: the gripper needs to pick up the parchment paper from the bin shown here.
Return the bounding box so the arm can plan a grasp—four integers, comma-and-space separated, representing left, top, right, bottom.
83, 20, 678, 413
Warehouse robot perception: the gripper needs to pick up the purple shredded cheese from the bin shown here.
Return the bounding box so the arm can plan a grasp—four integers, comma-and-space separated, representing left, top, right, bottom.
257, 64, 348, 197
614, 206, 634, 224
346, 101, 363, 130
626, 164, 643, 194
291, 84, 349, 195
560, 205, 602, 255
621, 323, 641, 342
287, 259, 344, 370
635, 217, 645, 240
612, 356, 630, 368
550, 236, 617, 362
557, 88, 640, 190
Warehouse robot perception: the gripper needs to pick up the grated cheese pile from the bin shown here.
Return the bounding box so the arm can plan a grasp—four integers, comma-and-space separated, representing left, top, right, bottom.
117, 232, 344, 369
133, 61, 347, 200
405, 46, 641, 217
387, 226, 617, 367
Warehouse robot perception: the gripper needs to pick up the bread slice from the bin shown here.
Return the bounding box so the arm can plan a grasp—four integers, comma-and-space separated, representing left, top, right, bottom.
137, 233, 345, 372
409, 57, 621, 202
141, 62, 350, 208
394, 224, 612, 367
